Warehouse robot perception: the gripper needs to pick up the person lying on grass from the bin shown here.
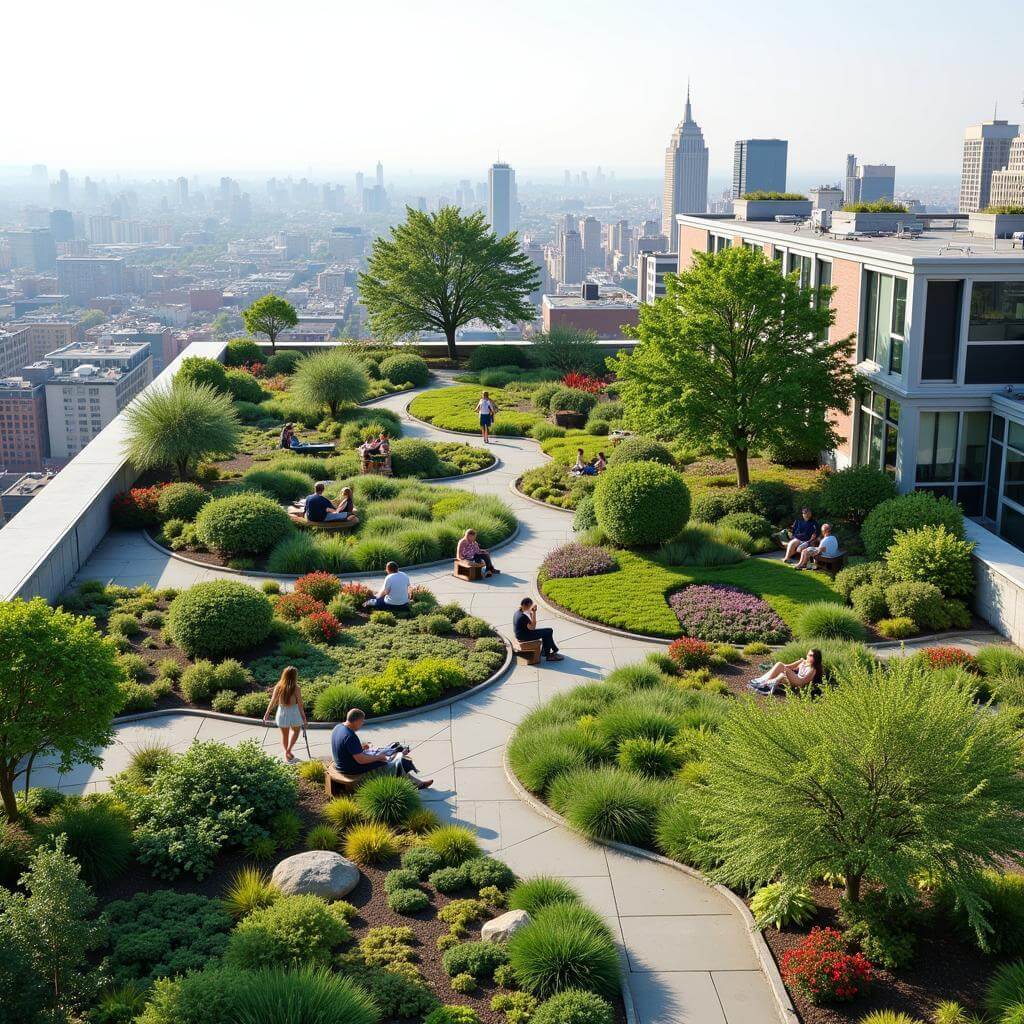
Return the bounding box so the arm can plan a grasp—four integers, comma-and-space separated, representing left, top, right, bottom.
457, 528, 500, 577
331, 707, 433, 789
748, 648, 822, 694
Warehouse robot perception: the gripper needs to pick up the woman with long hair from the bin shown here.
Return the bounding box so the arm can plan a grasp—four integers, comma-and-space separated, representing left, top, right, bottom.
748, 648, 822, 695
263, 665, 307, 762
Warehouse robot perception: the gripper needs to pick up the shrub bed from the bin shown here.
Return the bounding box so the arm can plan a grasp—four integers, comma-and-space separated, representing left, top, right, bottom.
668, 583, 789, 644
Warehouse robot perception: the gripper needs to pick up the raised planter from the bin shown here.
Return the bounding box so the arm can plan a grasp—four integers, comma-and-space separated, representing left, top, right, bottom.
553, 410, 586, 428
831, 210, 920, 234
969, 211, 1024, 238
733, 198, 811, 222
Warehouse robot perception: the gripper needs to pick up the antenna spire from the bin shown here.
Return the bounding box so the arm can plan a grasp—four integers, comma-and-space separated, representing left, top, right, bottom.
684, 79, 692, 122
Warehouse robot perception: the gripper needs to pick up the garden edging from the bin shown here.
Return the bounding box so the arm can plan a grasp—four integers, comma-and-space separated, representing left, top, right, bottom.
113, 632, 514, 726
405, 398, 532, 440
139, 518, 522, 581
501, 748, 799, 1024
510, 475, 574, 514
358, 383, 419, 406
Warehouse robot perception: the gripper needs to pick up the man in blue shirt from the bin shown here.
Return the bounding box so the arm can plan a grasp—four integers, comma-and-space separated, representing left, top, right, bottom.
330, 708, 432, 789
303, 482, 348, 523
783, 507, 819, 564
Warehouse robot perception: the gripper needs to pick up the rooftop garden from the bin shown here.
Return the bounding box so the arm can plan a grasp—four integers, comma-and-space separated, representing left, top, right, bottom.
982, 204, 1024, 215
739, 191, 808, 201
840, 199, 909, 213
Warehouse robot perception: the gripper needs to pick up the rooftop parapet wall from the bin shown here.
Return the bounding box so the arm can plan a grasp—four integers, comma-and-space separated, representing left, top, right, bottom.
0, 340, 227, 603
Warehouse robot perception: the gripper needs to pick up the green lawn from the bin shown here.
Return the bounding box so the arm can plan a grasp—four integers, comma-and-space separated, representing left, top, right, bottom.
409, 385, 542, 436
541, 551, 841, 638
540, 434, 609, 465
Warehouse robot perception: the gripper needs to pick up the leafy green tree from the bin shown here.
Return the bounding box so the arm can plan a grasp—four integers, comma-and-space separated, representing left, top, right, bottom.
77, 309, 106, 331
359, 206, 540, 360
124, 381, 240, 480
529, 326, 605, 374
291, 350, 369, 418
210, 312, 235, 338
0, 838, 102, 1016
611, 246, 855, 486
695, 658, 1024, 936
0, 599, 124, 821
242, 294, 298, 355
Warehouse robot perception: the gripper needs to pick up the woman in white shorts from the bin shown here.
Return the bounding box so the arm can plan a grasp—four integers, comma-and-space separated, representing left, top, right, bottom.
263, 665, 308, 762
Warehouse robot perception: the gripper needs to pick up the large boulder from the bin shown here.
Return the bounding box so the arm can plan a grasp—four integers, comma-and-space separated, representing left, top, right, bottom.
481, 909, 531, 942
271, 850, 360, 899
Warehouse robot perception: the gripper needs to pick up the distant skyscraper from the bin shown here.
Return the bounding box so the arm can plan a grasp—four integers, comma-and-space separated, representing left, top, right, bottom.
844, 154, 858, 206
355, 172, 364, 204
487, 162, 515, 238
991, 134, 1024, 208
960, 119, 1020, 213
579, 216, 602, 271
662, 84, 709, 250
856, 164, 896, 203
732, 139, 788, 198
176, 176, 189, 206
48, 210, 74, 244
375, 161, 384, 189
560, 230, 584, 285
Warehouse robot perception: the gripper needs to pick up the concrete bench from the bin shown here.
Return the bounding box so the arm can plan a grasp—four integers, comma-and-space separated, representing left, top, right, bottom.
514, 639, 544, 665
454, 559, 485, 582
324, 761, 384, 797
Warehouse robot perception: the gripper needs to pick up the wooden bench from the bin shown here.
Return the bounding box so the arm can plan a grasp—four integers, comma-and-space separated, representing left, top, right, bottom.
360, 454, 393, 476
287, 507, 358, 530
813, 550, 847, 576
514, 639, 544, 666
454, 559, 484, 582
324, 761, 384, 797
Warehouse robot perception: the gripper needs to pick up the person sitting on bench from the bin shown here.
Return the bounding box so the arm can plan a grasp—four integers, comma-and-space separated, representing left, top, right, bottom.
303, 482, 353, 522
364, 561, 411, 612
281, 422, 334, 453
783, 507, 820, 563
513, 597, 563, 662
457, 528, 500, 577
360, 431, 391, 459
795, 523, 839, 570
331, 708, 432, 789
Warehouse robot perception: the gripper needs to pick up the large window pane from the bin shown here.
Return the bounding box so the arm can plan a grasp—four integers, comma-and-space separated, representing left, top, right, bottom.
884, 424, 898, 476
917, 411, 958, 483
969, 281, 1024, 341
1004, 446, 1024, 504
1009, 420, 1024, 451
964, 344, 1024, 384
863, 272, 880, 362
1000, 503, 1024, 548
857, 409, 872, 467
869, 416, 883, 469
987, 441, 1003, 519
874, 275, 893, 371
959, 412, 990, 482
958, 485, 984, 516
922, 280, 963, 380
891, 278, 907, 336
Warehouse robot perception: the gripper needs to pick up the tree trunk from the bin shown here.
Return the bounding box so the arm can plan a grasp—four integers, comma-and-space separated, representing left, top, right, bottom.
733, 448, 750, 487
845, 870, 862, 904
1, 772, 19, 822
445, 328, 458, 362
268, 330, 277, 356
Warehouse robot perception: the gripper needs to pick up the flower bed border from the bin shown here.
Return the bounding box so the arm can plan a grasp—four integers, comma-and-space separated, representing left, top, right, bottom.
113, 630, 514, 726
510, 475, 574, 514
502, 747, 799, 1024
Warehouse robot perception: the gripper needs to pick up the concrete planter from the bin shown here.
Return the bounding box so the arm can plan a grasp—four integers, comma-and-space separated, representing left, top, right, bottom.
733, 198, 811, 221
969, 212, 1024, 238
832, 210, 921, 234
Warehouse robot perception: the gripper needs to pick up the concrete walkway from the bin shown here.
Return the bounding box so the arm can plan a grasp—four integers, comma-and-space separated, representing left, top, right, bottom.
60, 378, 804, 1023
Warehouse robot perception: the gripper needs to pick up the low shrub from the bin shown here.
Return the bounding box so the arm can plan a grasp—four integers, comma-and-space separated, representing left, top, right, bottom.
401, 843, 446, 879
884, 525, 975, 597
507, 876, 581, 916
851, 583, 888, 624
718, 511, 773, 538
157, 482, 210, 522
532, 989, 615, 1024
241, 467, 314, 503
0, 820, 32, 886
388, 887, 431, 914
112, 484, 166, 528
750, 881, 816, 930
861, 492, 965, 560
423, 824, 482, 866
607, 436, 675, 468
442, 940, 509, 980
667, 636, 713, 669
779, 927, 872, 1004
834, 561, 893, 602
884, 580, 948, 631
466, 856, 516, 891
344, 822, 399, 864
430, 864, 470, 894
795, 601, 867, 641
548, 386, 598, 417
555, 768, 663, 847
354, 774, 420, 826
38, 798, 133, 884
877, 617, 916, 639
195, 492, 293, 556
426, 1007, 481, 1024
669, 583, 788, 644
380, 352, 430, 388
839, 891, 919, 970
224, 894, 351, 969
167, 580, 274, 658
819, 465, 897, 525
540, 541, 616, 579
594, 461, 690, 547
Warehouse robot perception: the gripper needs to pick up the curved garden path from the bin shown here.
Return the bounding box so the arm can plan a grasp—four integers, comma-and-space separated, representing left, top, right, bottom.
51, 376, 827, 1024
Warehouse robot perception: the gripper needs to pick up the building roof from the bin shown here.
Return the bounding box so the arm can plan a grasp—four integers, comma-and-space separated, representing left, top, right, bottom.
543, 291, 639, 309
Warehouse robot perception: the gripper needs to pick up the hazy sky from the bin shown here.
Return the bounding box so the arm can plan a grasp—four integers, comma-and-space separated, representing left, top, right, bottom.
9, 0, 1024, 179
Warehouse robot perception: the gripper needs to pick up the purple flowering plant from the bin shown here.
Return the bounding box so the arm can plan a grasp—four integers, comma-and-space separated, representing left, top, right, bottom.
669, 584, 788, 644
541, 542, 617, 580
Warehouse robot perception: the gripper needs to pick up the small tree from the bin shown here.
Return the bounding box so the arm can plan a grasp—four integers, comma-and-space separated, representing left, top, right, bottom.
124, 381, 240, 480
0, 838, 102, 1015
530, 326, 605, 375
0, 599, 124, 821
291, 350, 369, 419
359, 206, 540, 360
78, 309, 106, 331
695, 659, 1024, 937
611, 246, 855, 486
242, 294, 298, 355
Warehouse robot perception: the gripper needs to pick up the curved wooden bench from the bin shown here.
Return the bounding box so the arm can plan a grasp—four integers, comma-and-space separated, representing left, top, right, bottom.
287, 510, 358, 530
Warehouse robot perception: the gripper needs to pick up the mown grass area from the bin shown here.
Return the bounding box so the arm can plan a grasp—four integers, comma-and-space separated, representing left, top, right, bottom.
540, 434, 609, 464
408, 384, 543, 436
541, 551, 841, 638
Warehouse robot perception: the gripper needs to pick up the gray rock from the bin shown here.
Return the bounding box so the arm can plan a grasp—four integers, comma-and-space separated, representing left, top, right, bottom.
481, 908, 531, 942
271, 850, 360, 899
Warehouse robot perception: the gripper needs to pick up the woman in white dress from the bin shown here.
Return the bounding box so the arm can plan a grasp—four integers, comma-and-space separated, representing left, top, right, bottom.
748, 648, 822, 695
263, 665, 308, 762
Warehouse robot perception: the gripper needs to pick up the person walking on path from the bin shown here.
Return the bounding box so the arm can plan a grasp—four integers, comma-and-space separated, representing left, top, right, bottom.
475, 391, 498, 443
263, 665, 308, 763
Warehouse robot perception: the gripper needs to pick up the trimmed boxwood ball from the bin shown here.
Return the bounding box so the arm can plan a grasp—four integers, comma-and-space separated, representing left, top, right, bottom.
380, 353, 430, 388
225, 338, 263, 366
157, 482, 210, 522
389, 439, 445, 478
819, 464, 897, 525
606, 436, 675, 468
167, 579, 274, 658
532, 989, 615, 1024
594, 462, 690, 547
717, 511, 772, 539
195, 492, 292, 556
548, 387, 598, 417
240, 467, 315, 503
861, 491, 965, 560
387, 887, 430, 914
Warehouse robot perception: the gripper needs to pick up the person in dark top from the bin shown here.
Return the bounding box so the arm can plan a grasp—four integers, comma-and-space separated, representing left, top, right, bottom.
783, 507, 820, 563
303, 482, 351, 523
513, 597, 563, 662
330, 708, 433, 789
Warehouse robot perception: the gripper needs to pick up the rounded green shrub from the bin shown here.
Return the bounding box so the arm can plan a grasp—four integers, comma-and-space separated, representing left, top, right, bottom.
466, 856, 516, 891
594, 462, 690, 547
38, 799, 132, 884
157, 482, 210, 522
225, 338, 264, 366
851, 583, 888, 624
884, 580, 948, 631
441, 939, 509, 980
354, 775, 420, 826
380, 353, 430, 388
425, 1007, 481, 1024
606, 436, 675, 468
861, 491, 965, 560
507, 876, 581, 916
224, 894, 350, 969
387, 887, 430, 914
167, 580, 274, 658
195, 493, 292, 556
876, 617, 916, 639
389, 439, 445, 478
690, 493, 727, 523
423, 825, 481, 867
834, 561, 893, 602
225, 369, 265, 403
548, 387, 598, 416
884, 525, 975, 597
532, 989, 615, 1024
176, 355, 228, 393
794, 601, 867, 641
311, 683, 369, 723
819, 465, 897, 525
572, 495, 597, 531
265, 350, 303, 375
241, 468, 315, 503
717, 511, 773, 538
553, 767, 663, 846
401, 844, 446, 879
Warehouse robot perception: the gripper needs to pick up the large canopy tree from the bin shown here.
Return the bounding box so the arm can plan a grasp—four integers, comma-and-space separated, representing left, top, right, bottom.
611, 246, 855, 486
242, 294, 298, 355
359, 206, 540, 359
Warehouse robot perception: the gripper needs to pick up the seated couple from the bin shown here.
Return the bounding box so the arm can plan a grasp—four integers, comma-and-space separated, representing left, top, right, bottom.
280, 422, 335, 453
570, 448, 607, 476
783, 508, 838, 568
302, 482, 357, 523
359, 431, 391, 459
331, 708, 433, 789
749, 648, 822, 695
456, 528, 500, 577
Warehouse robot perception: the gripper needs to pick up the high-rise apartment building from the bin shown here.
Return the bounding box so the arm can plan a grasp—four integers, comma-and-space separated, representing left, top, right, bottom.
960, 120, 1020, 213
4, 228, 56, 271
176, 176, 189, 206
844, 154, 858, 206
844, 155, 896, 205
990, 134, 1024, 208
48, 210, 74, 244
0, 364, 52, 472
12, 318, 77, 364
488, 162, 515, 238
636, 252, 677, 304
0, 327, 30, 379
376, 161, 384, 188
732, 139, 788, 198
559, 230, 585, 285
87, 319, 179, 374
607, 220, 634, 264
522, 242, 549, 304
579, 216, 603, 271
56, 256, 125, 301
661, 85, 709, 250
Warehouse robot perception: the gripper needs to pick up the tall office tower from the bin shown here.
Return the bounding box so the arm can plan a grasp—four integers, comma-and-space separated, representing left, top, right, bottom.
732, 139, 788, 198
88, 215, 113, 244
459, 179, 472, 207
844, 154, 858, 205
522, 242, 549, 304
376, 161, 384, 188
855, 164, 896, 203
176, 176, 189, 206
560, 230, 584, 285
49, 210, 74, 244
488, 162, 515, 238
56, 256, 125, 301
991, 134, 1024, 207
960, 119, 1020, 212
559, 213, 575, 239
564, 170, 572, 187
355, 171, 365, 203
579, 216, 603, 271
50, 170, 70, 208
661, 84, 709, 250
4, 229, 56, 271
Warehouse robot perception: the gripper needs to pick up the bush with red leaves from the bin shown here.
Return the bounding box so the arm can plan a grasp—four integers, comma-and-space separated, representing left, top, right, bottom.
667, 636, 713, 669
561, 371, 605, 394
274, 591, 326, 622
294, 571, 342, 603
298, 610, 341, 644
780, 927, 873, 1004
919, 646, 977, 671
111, 484, 167, 528
341, 582, 373, 601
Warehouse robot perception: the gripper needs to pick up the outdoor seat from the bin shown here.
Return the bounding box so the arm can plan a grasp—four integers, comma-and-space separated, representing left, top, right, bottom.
813, 550, 847, 575
287, 506, 358, 530
324, 761, 384, 796
360, 453, 393, 476
454, 558, 485, 581
514, 639, 544, 665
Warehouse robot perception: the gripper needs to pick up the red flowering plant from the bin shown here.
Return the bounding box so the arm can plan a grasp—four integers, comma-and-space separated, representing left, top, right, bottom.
780, 927, 872, 1004
561, 371, 605, 394
262, 374, 290, 392
920, 646, 977, 672
273, 591, 326, 623
294, 571, 342, 604
111, 484, 167, 529
341, 582, 374, 601
667, 636, 714, 670
244, 361, 266, 377
298, 611, 341, 644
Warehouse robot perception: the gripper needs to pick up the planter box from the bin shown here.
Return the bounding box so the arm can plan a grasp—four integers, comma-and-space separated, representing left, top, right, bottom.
969, 212, 1024, 238
831, 210, 921, 234
553, 411, 586, 428
733, 198, 812, 222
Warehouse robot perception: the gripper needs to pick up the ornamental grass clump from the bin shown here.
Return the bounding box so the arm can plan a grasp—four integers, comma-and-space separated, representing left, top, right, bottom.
540, 542, 617, 579
669, 584, 788, 644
